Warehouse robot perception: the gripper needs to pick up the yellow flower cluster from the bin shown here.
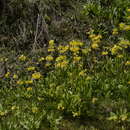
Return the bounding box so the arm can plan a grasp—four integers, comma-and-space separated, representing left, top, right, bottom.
55, 55, 68, 68
48, 48, 55, 52
101, 51, 108, 56
119, 23, 130, 31
112, 28, 118, 35
0, 57, 8, 62
118, 39, 130, 48
116, 54, 123, 58
55, 60, 68, 68
18, 55, 27, 61
13, 74, 18, 79
119, 23, 125, 29
73, 56, 81, 63
46, 55, 53, 61
56, 55, 66, 62
27, 87, 33, 91
82, 48, 91, 54
111, 45, 122, 55
32, 72, 42, 80
27, 66, 35, 71
111, 39, 130, 55
69, 40, 83, 54
5, 72, 10, 78
17, 80, 24, 85
48, 40, 55, 52
89, 33, 102, 49
68, 40, 84, 64
70, 46, 80, 53
32, 107, 38, 113
25, 80, 33, 84
92, 97, 98, 104
0, 111, 8, 116
91, 43, 99, 49
11, 105, 19, 110
79, 69, 87, 76
127, 8, 130, 12
49, 40, 55, 46
45, 63, 51, 67
58, 45, 69, 53
38, 57, 45, 62
17, 80, 33, 85
125, 61, 130, 66
69, 40, 83, 46
86, 76, 92, 80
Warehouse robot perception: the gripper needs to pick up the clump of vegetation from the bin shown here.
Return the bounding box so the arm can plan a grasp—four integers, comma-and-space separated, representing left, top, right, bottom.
1, 0, 130, 129
0, 0, 129, 50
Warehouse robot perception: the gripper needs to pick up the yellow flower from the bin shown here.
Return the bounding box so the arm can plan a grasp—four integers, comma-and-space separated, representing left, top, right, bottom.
27, 87, 33, 91
46, 55, 54, 61
92, 97, 98, 104
27, 66, 35, 71
48, 48, 55, 52
45, 63, 51, 67
120, 114, 127, 121
72, 112, 80, 117
17, 80, 24, 85
25, 80, 33, 84
32, 72, 42, 80
38, 57, 45, 62
56, 55, 66, 62
89, 34, 96, 39
107, 115, 118, 121
124, 25, 130, 31
125, 61, 130, 66
111, 45, 122, 55
82, 48, 91, 54
79, 70, 86, 76
112, 28, 118, 35
32, 107, 38, 113
77, 41, 84, 46
57, 104, 65, 111
117, 54, 123, 58
55, 61, 68, 68
128, 81, 130, 84
0, 58, 4, 62
11, 106, 17, 110
70, 46, 80, 53
92, 34, 102, 41
127, 8, 130, 12
119, 39, 130, 48
86, 76, 92, 80
119, 23, 130, 31
58, 45, 69, 53
73, 56, 81, 62
101, 51, 108, 56
18, 55, 27, 61
91, 43, 99, 49
5, 72, 10, 78
13, 74, 18, 79
0, 111, 7, 116
69, 40, 83, 46
49, 40, 55, 46
119, 23, 126, 30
